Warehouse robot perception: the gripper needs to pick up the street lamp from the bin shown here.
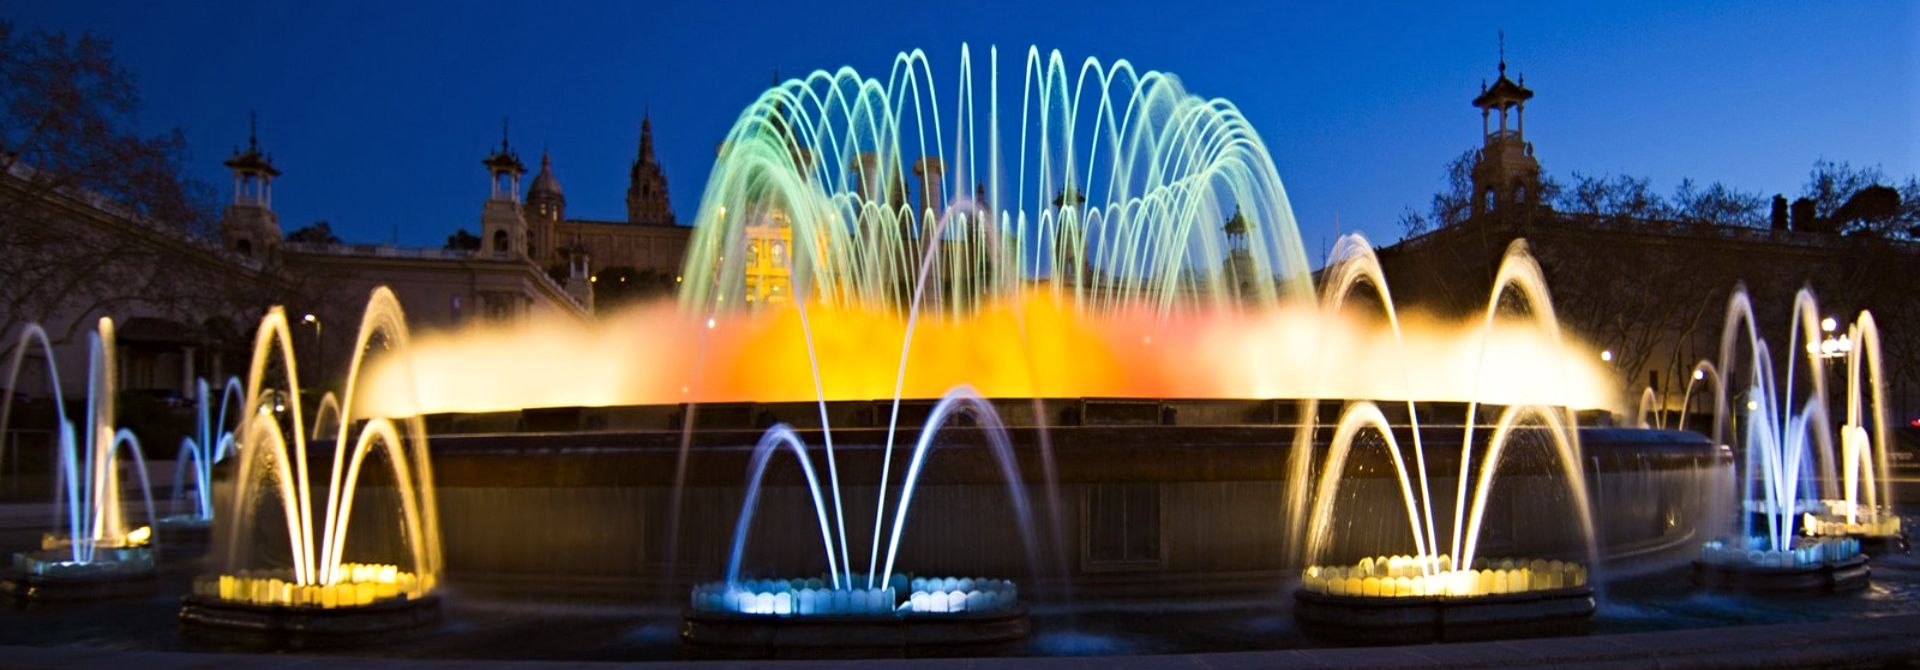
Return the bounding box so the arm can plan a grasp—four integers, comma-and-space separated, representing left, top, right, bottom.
301, 313, 323, 385
1812, 315, 1852, 360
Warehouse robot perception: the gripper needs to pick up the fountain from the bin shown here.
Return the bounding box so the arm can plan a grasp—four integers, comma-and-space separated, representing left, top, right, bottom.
178, 287, 444, 640
1804, 312, 1905, 550
1691, 287, 1873, 594
670, 45, 1320, 654
1288, 237, 1598, 642
155, 376, 245, 555
0, 318, 160, 600
680, 385, 1039, 655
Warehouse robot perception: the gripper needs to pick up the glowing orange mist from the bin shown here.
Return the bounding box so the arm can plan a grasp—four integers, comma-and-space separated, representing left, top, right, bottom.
356, 293, 1615, 418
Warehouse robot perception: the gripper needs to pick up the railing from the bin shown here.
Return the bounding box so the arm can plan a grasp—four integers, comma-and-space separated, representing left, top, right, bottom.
282, 242, 478, 260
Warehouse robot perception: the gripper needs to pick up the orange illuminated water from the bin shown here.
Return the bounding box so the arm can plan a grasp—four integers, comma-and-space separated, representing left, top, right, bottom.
357, 292, 1616, 418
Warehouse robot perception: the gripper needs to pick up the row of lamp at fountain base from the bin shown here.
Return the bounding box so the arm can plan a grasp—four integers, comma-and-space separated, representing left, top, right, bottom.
189, 563, 430, 609
1698, 538, 1861, 569
691, 575, 1019, 616
1300, 555, 1588, 599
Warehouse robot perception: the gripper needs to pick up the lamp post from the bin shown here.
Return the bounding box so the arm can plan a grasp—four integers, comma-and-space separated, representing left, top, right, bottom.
1814, 315, 1852, 361
301, 313, 323, 387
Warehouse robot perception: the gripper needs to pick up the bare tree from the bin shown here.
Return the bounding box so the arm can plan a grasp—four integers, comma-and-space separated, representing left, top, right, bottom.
1556, 173, 1670, 224
0, 21, 264, 343
1672, 178, 1765, 228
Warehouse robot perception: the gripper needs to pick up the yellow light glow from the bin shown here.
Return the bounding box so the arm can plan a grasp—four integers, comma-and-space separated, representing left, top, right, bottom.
126, 525, 151, 546
194, 562, 427, 609
356, 292, 1618, 417
1301, 555, 1585, 598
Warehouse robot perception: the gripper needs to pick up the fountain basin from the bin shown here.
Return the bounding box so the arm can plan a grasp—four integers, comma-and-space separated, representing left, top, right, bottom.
690, 576, 1019, 616
1293, 555, 1593, 642
1693, 538, 1870, 594
181, 563, 438, 639
1293, 585, 1594, 643
179, 592, 441, 640
2, 546, 158, 601
682, 575, 1028, 656
682, 605, 1030, 657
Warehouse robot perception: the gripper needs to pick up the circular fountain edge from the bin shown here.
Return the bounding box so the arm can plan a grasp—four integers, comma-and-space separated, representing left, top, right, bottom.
0, 569, 160, 602
3, 547, 161, 602
1292, 586, 1595, 643
178, 593, 442, 642
680, 604, 1031, 657
1691, 555, 1870, 595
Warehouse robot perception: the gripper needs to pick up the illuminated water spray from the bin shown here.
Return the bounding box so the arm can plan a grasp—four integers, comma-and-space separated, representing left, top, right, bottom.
1293, 238, 1597, 598
171, 376, 244, 522
1, 318, 158, 575
1697, 288, 1897, 569
680, 45, 1314, 317
195, 287, 444, 609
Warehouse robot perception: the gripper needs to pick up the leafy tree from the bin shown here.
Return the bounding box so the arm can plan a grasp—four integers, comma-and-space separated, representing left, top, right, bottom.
443, 228, 480, 251
1792, 161, 1920, 238
286, 220, 341, 244
590, 265, 677, 312
1802, 160, 1884, 220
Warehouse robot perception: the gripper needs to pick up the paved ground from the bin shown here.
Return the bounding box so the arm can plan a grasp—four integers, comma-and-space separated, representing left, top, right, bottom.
0, 475, 1912, 667
0, 610, 1915, 668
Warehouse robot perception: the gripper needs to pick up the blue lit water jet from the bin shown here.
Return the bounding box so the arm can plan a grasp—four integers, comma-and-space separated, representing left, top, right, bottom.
2, 318, 159, 574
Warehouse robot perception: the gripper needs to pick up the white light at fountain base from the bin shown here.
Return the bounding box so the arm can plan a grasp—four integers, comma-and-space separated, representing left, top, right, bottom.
692, 574, 1018, 616
1300, 555, 1586, 598
1700, 537, 1859, 568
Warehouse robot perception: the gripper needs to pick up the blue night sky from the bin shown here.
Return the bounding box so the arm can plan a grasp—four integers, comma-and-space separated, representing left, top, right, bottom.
12, 1, 1917, 261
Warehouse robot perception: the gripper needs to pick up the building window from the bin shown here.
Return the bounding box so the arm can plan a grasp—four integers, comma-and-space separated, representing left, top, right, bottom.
1082, 482, 1162, 571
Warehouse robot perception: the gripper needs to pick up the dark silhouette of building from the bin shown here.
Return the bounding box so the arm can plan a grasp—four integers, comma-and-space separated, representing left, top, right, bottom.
1378, 46, 1920, 424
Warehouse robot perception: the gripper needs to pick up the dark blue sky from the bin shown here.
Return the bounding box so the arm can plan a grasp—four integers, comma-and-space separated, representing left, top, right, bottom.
14, 1, 1917, 258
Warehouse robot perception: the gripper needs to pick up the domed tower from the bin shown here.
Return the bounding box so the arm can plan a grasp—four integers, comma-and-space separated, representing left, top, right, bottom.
220, 113, 282, 259
626, 114, 673, 224
1470, 35, 1542, 219
478, 119, 529, 259
524, 148, 565, 265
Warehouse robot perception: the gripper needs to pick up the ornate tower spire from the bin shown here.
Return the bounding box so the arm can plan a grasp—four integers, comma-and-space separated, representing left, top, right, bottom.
626, 112, 673, 224
221, 111, 282, 258
479, 118, 530, 258
1469, 34, 1542, 220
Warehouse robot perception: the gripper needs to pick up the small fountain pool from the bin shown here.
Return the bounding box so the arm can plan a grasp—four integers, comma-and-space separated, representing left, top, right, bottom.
1, 318, 159, 600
